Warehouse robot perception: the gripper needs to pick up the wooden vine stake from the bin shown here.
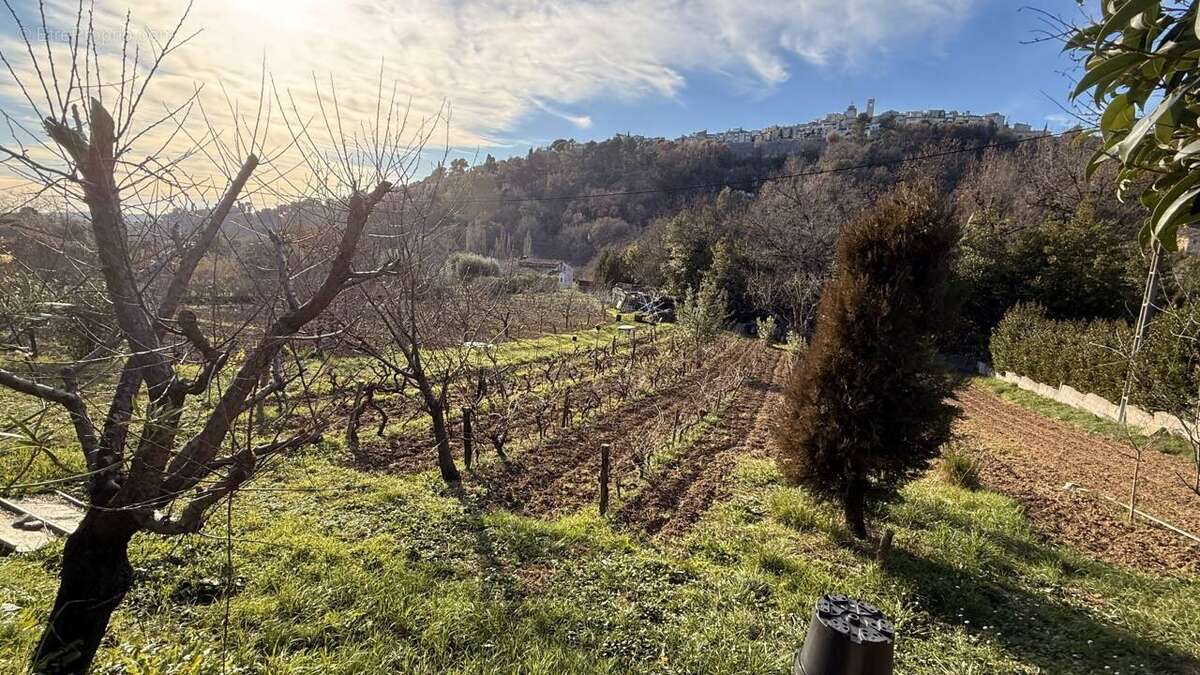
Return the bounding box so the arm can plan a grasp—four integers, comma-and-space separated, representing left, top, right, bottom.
561, 389, 571, 428
462, 407, 474, 470
875, 529, 894, 565
599, 443, 611, 515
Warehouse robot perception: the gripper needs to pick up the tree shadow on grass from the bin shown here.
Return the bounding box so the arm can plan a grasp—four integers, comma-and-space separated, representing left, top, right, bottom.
448, 484, 522, 606
884, 547, 1199, 674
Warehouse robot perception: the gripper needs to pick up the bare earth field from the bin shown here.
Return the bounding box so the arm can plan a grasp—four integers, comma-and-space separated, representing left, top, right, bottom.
955, 381, 1200, 575
616, 350, 787, 537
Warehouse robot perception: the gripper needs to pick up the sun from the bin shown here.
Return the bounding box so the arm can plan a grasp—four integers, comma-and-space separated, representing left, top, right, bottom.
231, 0, 323, 29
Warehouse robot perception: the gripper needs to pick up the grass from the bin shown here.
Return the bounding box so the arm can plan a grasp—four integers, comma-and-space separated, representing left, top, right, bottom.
2, 331, 1197, 673
935, 441, 982, 490
973, 376, 1194, 457
2, 446, 1197, 674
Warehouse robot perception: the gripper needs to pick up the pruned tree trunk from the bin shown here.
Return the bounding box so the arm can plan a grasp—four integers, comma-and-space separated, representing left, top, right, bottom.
845, 480, 868, 539
875, 529, 894, 564
33, 511, 139, 674
425, 396, 460, 483
599, 443, 611, 515
1129, 447, 1143, 525
462, 407, 474, 470
346, 384, 373, 463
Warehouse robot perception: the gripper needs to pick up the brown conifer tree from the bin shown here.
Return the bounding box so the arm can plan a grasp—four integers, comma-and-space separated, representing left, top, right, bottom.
775, 182, 959, 537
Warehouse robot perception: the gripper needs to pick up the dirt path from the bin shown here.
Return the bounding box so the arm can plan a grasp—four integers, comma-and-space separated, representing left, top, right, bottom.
955, 382, 1200, 575
616, 350, 786, 537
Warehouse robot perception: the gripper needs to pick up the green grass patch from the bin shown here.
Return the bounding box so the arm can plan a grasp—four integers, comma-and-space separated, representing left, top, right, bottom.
2, 449, 1197, 673
3, 345, 1198, 673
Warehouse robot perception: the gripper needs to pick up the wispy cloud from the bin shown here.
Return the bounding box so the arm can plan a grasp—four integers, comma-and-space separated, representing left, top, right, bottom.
1043, 113, 1077, 131
0, 0, 976, 191
530, 98, 592, 130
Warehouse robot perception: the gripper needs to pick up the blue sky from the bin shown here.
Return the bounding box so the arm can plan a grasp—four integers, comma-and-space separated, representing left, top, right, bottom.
495, 0, 1085, 155
0, 0, 1091, 189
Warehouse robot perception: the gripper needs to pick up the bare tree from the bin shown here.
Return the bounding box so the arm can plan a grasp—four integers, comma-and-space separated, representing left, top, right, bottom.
0, 6, 435, 671
346, 208, 514, 483
739, 162, 843, 335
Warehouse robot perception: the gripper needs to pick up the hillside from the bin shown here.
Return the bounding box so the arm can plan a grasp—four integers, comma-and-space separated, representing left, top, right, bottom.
428, 123, 1025, 267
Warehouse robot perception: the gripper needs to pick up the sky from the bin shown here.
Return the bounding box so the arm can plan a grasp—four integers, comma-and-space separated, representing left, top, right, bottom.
0, 0, 1091, 193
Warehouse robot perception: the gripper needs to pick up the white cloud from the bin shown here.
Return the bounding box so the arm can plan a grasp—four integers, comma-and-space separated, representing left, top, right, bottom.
530, 98, 592, 129
1043, 113, 1076, 131
0, 0, 975, 194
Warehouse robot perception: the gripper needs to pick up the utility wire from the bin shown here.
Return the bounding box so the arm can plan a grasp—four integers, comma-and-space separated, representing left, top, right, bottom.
461, 130, 1079, 206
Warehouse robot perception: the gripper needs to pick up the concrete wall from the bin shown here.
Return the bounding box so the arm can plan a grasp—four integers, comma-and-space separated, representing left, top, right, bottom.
976, 362, 1192, 438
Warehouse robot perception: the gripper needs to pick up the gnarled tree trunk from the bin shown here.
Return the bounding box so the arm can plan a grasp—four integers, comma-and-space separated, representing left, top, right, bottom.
424, 393, 461, 484
844, 479, 868, 539
33, 510, 139, 674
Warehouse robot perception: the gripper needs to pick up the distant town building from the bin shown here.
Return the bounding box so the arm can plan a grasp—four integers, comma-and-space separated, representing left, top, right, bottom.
682, 99, 1044, 146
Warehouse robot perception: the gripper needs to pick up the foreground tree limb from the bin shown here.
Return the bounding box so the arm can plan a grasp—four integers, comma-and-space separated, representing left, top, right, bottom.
0, 9, 431, 668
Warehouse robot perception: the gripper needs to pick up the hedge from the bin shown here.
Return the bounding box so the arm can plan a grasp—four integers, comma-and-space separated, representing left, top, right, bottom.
990, 302, 1198, 414
447, 251, 502, 280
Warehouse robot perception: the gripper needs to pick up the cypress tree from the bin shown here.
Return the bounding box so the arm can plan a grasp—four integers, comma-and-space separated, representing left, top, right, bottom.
775, 182, 959, 537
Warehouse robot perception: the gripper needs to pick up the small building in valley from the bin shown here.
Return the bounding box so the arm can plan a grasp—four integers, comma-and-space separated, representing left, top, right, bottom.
515, 257, 574, 287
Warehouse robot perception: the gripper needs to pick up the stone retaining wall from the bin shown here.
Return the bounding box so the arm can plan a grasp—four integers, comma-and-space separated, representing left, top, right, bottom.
975, 361, 1192, 438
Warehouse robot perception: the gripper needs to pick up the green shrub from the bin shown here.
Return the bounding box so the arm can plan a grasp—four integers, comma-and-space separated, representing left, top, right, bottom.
935, 441, 982, 490
1129, 301, 1200, 417
754, 315, 777, 343
949, 204, 1138, 353
491, 270, 557, 294
989, 301, 1198, 412
447, 251, 501, 280
785, 329, 806, 353
677, 276, 728, 344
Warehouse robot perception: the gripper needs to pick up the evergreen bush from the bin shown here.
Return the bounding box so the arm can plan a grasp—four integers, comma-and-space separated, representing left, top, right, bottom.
447, 251, 502, 280
775, 182, 959, 537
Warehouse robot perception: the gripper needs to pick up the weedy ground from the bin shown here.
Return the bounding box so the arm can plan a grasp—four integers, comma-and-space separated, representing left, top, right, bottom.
2, 445, 1197, 672
1, 328, 1198, 673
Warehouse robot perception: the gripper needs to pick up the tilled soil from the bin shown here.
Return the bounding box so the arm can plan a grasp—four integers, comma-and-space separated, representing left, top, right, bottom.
474, 342, 767, 516
955, 382, 1200, 575
616, 350, 786, 537
349, 338, 674, 474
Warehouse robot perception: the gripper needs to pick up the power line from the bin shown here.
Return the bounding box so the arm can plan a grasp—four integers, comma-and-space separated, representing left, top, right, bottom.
461, 130, 1078, 206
